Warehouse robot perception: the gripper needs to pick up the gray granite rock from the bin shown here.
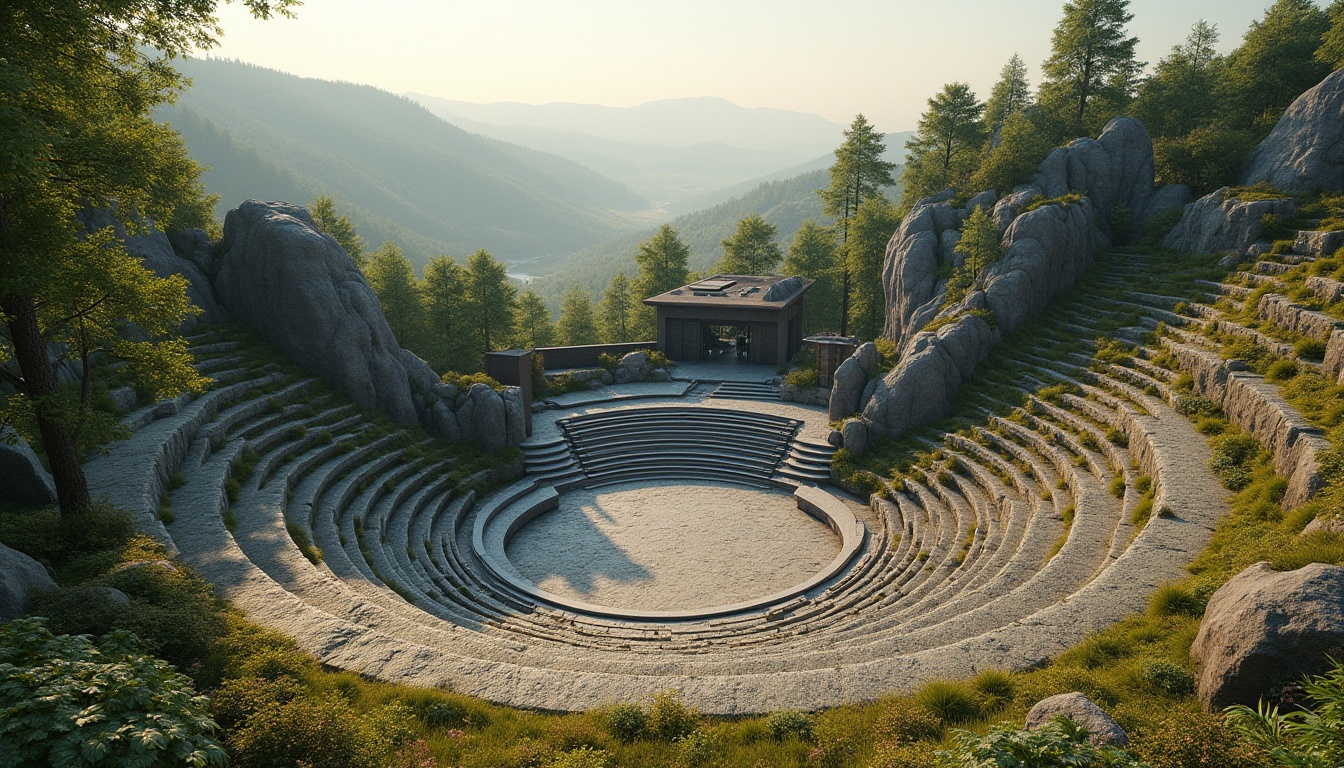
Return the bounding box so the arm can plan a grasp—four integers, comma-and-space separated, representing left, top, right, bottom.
1162, 189, 1297, 255
841, 418, 868, 456
1024, 692, 1128, 747
965, 190, 998, 214
0, 542, 55, 620
77, 208, 225, 328
1242, 69, 1344, 194
1034, 116, 1154, 237
1303, 516, 1344, 536
169, 228, 216, 274
501, 387, 527, 446
214, 201, 420, 429
1294, 230, 1344, 258
828, 355, 868, 422
992, 187, 1043, 234
1192, 562, 1344, 711
1141, 183, 1192, 225
0, 428, 57, 506
108, 386, 138, 413
456, 383, 508, 452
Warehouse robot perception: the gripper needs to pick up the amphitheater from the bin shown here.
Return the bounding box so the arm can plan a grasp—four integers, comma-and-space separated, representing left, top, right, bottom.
80, 247, 1337, 715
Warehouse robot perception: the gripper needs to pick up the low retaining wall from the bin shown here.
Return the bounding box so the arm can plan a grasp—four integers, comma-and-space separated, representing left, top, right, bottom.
1256, 293, 1344, 342
1163, 339, 1328, 509
536, 342, 655, 370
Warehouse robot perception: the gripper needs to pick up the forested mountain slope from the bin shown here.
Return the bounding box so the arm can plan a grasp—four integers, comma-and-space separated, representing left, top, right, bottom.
157, 59, 649, 266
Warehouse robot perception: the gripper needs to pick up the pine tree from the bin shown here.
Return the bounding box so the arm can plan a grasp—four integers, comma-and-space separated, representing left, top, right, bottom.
512, 290, 556, 350
1131, 21, 1223, 138
631, 225, 691, 339
901, 83, 987, 204
557, 288, 599, 346
597, 272, 635, 343
309, 196, 365, 267
421, 256, 475, 372
1219, 0, 1331, 131
819, 115, 896, 336
845, 198, 901, 341
462, 249, 517, 358
717, 214, 783, 275
782, 221, 840, 335
1038, 0, 1142, 138
364, 243, 426, 352
984, 54, 1033, 133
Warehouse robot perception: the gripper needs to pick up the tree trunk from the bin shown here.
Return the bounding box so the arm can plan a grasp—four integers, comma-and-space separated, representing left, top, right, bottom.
2, 294, 92, 515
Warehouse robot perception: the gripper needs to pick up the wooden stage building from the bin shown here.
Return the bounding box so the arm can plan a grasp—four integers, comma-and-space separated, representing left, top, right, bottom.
643, 275, 814, 367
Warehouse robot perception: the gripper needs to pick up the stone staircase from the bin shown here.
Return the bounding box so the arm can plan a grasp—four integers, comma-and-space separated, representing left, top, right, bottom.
706, 381, 783, 401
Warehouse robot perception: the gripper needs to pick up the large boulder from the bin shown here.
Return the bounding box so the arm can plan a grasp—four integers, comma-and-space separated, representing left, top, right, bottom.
1034, 116, 1156, 234
827, 341, 879, 421
0, 429, 57, 507
1242, 69, 1344, 194
1191, 562, 1344, 711
0, 542, 55, 621
880, 201, 959, 348
455, 383, 509, 453
76, 209, 225, 328
1024, 692, 1128, 747
1162, 189, 1297, 256
983, 200, 1096, 331
214, 201, 423, 426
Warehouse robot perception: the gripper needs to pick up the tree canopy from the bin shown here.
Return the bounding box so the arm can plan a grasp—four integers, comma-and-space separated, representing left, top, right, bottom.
364, 243, 425, 352
820, 115, 895, 336
902, 82, 987, 204
557, 289, 599, 347
1218, 0, 1331, 131
717, 214, 783, 276
597, 272, 636, 343
1038, 0, 1142, 138
1131, 21, 1223, 139
0, 0, 295, 515
631, 225, 691, 338
983, 54, 1033, 134
310, 196, 366, 267
513, 290, 556, 350
782, 221, 840, 335
462, 249, 517, 356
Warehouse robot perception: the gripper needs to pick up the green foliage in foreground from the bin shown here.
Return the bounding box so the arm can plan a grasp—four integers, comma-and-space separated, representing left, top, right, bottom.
1226, 659, 1344, 768
942, 716, 1149, 768
0, 618, 226, 768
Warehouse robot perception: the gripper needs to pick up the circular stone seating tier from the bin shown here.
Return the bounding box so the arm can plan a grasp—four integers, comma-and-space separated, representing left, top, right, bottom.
83, 256, 1236, 713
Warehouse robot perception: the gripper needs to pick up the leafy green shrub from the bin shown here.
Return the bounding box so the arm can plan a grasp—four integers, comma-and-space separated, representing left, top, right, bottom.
1260, 213, 1291, 241
1024, 192, 1085, 212
765, 709, 814, 742
441, 371, 502, 392
1176, 394, 1221, 417
1225, 658, 1344, 768
29, 584, 130, 638
785, 368, 819, 389
549, 746, 609, 768
102, 561, 227, 675
913, 679, 982, 724
224, 690, 381, 768
0, 503, 140, 582
1196, 417, 1226, 435
1269, 530, 1344, 571
1110, 474, 1127, 499
1133, 710, 1264, 768
596, 352, 620, 371
971, 669, 1016, 708
940, 717, 1148, 768
1141, 658, 1195, 696
604, 702, 647, 742
874, 698, 943, 745
674, 728, 721, 768
648, 690, 698, 742
1209, 433, 1263, 491
0, 618, 226, 767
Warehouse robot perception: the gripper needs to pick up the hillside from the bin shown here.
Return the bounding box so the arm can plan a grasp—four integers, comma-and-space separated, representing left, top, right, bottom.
527, 165, 901, 306
409, 94, 849, 210
157, 59, 650, 267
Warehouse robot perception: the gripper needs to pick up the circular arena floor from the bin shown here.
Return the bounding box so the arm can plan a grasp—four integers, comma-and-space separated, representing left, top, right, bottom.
505, 480, 841, 612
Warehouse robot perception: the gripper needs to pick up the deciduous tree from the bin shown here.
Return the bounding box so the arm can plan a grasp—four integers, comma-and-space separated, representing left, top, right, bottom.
420, 256, 475, 372
1131, 21, 1223, 139
1320, 0, 1344, 70
0, 0, 296, 515
1038, 0, 1142, 138
972, 111, 1055, 195
1219, 0, 1331, 131
631, 225, 691, 339
717, 214, 783, 275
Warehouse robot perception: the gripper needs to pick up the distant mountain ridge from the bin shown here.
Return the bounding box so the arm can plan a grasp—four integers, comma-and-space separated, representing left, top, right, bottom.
157, 58, 650, 266
408, 93, 851, 211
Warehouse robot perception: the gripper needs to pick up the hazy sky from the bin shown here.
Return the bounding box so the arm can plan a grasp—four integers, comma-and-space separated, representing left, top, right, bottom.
209, 0, 1318, 131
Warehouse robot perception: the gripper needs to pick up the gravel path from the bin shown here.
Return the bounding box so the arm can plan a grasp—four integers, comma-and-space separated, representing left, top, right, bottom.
506, 480, 840, 611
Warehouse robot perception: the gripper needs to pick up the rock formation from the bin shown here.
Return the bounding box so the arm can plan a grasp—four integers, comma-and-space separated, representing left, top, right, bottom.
1242, 68, 1344, 194
828, 341, 878, 421
76, 208, 225, 328
1191, 561, 1344, 711
139, 199, 528, 450
0, 542, 55, 621
860, 117, 1187, 442
1024, 692, 1128, 747
1161, 189, 1296, 256
0, 429, 57, 506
